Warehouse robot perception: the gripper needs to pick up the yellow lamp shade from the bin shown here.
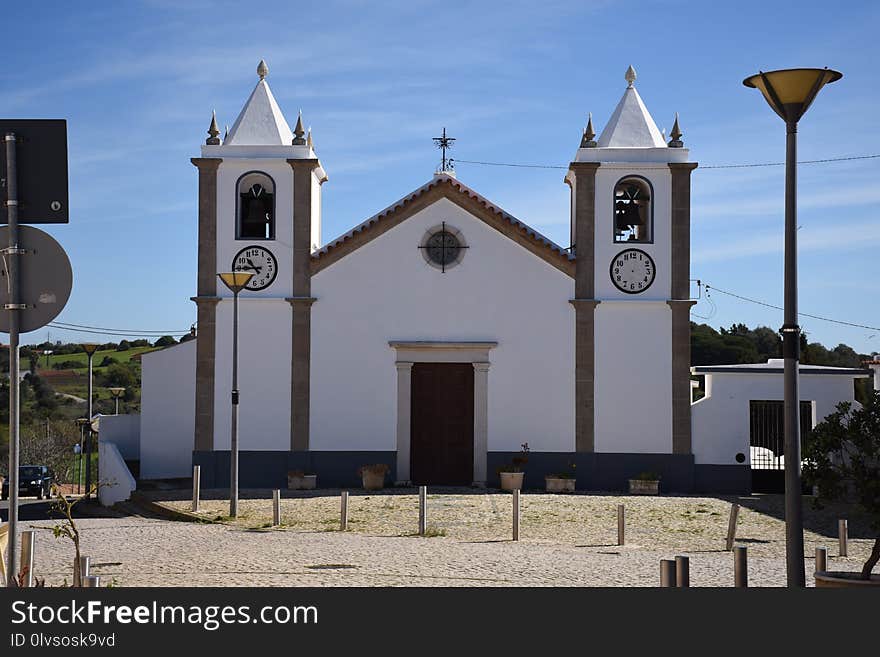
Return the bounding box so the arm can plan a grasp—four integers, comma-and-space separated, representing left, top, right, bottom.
743, 68, 842, 123
217, 271, 254, 292
81, 343, 100, 355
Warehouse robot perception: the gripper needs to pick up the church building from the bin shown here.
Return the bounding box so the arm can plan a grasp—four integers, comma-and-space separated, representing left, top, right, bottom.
137, 61, 750, 493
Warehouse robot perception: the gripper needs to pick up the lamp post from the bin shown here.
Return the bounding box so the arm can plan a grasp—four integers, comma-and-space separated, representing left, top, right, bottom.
744, 67, 842, 587
108, 387, 125, 415
74, 417, 89, 495
217, 271, 254, 518
81, 343, 99, 499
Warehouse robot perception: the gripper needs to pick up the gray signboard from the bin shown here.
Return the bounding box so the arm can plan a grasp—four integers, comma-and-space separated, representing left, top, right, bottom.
0, 119, 69, 224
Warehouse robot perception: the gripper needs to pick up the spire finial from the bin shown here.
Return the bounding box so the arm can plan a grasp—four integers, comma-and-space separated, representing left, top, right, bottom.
206, 110, 221, 145
580, 112, 597, 148
668, 112, 683, 148
307, 126, 314, 150
625, 65, 637, 87
292, 110, 306, 145
257, 59, 269, 80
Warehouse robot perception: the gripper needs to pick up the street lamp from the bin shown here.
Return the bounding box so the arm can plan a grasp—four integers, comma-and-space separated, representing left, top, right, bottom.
743, 67, 842, 587
108, 387, 125, 415
80, 343, 100, 500
74, 417, 89, 495
217, 271, 254, 518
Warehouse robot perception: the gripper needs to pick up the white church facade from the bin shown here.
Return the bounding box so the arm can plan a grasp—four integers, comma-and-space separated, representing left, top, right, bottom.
138, 62, 757, 492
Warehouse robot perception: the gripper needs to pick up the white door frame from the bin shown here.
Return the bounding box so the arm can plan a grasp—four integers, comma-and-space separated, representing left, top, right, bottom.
389, 341, 497, 486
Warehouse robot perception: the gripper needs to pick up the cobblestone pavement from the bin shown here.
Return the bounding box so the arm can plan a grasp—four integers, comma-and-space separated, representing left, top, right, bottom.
20, 490, 873, 587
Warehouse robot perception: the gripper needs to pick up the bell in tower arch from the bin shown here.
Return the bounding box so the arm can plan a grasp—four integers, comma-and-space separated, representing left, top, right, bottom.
239, 179, 275, 239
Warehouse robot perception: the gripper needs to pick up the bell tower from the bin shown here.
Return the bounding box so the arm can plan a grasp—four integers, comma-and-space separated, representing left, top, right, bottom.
191, 61, 327, 484
566, 66, 696, 467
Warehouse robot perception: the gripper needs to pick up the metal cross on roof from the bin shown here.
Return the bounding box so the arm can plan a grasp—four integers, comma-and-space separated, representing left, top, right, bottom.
433, 127, 456, 173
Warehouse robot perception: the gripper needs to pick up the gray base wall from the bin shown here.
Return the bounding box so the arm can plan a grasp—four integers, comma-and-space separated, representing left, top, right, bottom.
193, 450, 751, 494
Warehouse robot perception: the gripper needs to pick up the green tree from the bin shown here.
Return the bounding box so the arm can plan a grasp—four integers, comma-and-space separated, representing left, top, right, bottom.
153, 335, 177, 347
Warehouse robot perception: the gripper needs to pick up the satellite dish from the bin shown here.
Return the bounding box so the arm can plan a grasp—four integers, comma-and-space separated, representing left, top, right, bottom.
0, 225, 72, 333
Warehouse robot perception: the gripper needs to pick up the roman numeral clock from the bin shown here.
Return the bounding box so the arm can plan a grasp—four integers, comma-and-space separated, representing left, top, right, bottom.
233, 245, 278, 290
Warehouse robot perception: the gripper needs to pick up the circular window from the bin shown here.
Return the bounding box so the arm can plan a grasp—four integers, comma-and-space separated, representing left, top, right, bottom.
420, 224, 466, 271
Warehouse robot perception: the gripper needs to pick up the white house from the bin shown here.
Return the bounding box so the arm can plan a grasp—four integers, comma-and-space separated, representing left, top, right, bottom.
136, 61, 868, 493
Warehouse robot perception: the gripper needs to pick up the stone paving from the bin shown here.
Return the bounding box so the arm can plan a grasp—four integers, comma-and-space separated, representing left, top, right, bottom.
17, 489, 874, 587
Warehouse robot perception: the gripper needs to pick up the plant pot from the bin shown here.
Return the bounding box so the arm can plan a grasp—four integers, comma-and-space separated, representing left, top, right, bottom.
815, 571, 880, 588
499, 472, 524, 491
287, 473, 317, 490
628, 479, 659, 495
361, 470, 386, 491
545, 477, 575, 493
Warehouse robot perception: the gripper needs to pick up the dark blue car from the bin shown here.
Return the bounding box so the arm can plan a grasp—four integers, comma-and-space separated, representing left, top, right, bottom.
1, 465, 54, 500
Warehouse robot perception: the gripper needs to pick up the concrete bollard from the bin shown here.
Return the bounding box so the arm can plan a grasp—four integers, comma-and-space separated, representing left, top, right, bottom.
272, 489, 281, 527
77, 556, 90, 588
192, 465, 201, 513
418, 486, 427, 536
340, 491, 349, 531
734, 546, 748, 587
660, 559, 677, 587
20, 530, 35, 588
617, 504, 625, 546
838, 519, 848, 557
725, 503, 740, 551
675, 555, 690, 588
512, 489, 520, 541
815, 546, 828, 574
83, 576, 101, 588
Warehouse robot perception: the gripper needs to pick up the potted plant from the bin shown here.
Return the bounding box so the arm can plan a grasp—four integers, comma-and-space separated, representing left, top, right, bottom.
287, 470, 317, 490
358, 464, 390, 491
803, 391, 880, 587
497, 443, 529, 491
628, 471, 660, 495
546, 461, 576, 493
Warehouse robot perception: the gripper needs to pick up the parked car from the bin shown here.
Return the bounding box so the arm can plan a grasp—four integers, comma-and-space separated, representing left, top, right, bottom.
1, 465, 54, 500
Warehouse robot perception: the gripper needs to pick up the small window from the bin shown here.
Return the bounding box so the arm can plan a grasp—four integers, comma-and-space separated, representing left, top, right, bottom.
419, 223, 467, 272
237, 171, 275, 240
613, 176, 652, 243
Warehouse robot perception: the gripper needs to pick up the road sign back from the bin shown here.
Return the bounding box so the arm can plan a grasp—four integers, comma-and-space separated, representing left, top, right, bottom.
0, 225, 73, 333
0, 119, 69, 224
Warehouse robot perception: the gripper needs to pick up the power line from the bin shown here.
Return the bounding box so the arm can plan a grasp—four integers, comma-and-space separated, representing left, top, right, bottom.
46, 323, 190, 338
451, 153, 880, 171
704, 284, 880, 332
50, 320, 188, 334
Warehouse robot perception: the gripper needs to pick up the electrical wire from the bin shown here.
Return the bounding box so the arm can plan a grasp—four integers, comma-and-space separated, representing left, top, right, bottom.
451, 153, 880, 171
50, 320, 189, 334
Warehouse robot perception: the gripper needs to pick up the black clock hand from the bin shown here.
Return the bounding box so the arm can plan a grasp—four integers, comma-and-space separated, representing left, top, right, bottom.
246, 258, 263, 274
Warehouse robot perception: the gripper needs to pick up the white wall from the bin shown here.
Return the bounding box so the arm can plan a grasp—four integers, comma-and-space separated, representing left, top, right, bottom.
311, 196, 575, 453
140, 340, 196, 479
692, 372, 861, 465
594, 301, 672, 452
98, 414, 140, 460
98, 441, 136, 506
213, 298, 292, 450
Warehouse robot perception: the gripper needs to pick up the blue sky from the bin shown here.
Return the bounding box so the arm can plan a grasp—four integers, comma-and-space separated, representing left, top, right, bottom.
2, 0, 878, 354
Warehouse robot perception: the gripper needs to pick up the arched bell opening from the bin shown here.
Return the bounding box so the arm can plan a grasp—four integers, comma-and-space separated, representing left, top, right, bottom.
613, 176, 652, 243
236, 171, 276, 240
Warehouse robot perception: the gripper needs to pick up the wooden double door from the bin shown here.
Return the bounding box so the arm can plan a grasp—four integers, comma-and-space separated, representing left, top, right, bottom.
410, 362, 474, 485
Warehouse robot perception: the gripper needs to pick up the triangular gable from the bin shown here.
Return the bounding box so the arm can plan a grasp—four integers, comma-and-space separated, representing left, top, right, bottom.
311, 174, 574, 277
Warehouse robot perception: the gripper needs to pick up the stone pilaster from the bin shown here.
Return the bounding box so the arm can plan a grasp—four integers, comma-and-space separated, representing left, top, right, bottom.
190, 157, 221, 452
394, 361, 414, 485
287, 159, 322, 452
669, 162, 698, 300
567, 162, 600, 453
668, 300, 696, 454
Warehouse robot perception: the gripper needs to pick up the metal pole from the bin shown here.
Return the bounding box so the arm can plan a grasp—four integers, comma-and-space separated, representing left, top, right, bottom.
725, 502, 740, 551
734, 545, 748, 587
191, 465, 201, 513
660, 559, 676, 587
512, 489, 520, 541
418, 485, 427, 536
272, 489, 281, 526
340, 491, 349, 531
229, 288, 240, 518
5, 131, 21, 588
675, 555, 690, 587
20, 530, 35, 587
77, 555, 90, 587
815, 546, 827, 574
838, 519, 848, 557
114, 397, 119, 415
782, 120, 806, 588
617, 504, 625, 546
77, 424, 83, 494
83, 575, 100, 588
85, 351, 94, 499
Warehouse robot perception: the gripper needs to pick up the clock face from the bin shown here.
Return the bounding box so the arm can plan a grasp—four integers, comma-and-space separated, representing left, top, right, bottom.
232, 246, 278, 290
610, 249, 655, 294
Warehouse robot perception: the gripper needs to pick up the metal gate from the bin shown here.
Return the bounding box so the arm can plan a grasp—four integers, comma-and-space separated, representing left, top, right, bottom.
749, 400, 813, 493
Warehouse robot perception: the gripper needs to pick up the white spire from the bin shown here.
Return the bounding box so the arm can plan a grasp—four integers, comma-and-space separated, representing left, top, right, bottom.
224, 61, 294, 146
595, 67, 665, 148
